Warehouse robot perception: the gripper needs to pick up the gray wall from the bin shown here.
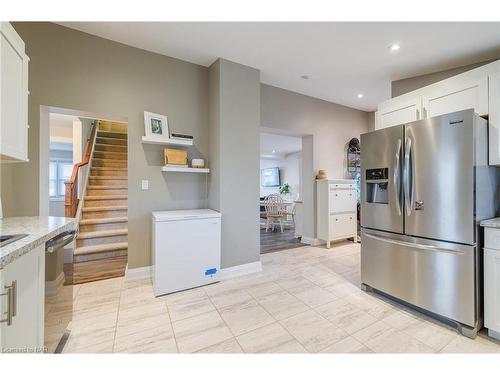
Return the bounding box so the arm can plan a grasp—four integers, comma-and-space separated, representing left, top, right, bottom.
260, 84, 370, 240
2, 22, 208, 269
261, 84, 370, 179
391, 58, 500, 97
208, 59, 260, 268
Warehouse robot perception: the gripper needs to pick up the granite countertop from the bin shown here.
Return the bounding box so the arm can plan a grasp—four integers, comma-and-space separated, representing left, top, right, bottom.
480, 217, 500, 229
0, 216, 77, 268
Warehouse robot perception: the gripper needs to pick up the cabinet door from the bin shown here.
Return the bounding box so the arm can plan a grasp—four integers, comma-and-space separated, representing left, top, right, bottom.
330, 213, 356, 239
0, 22, 29, 162
485, 248, 500, 334
329, 188, 356, 213
422, 76, 488, 119
489, 72, 500, 166
375, 97, 421, 130
0, 245, 44, 352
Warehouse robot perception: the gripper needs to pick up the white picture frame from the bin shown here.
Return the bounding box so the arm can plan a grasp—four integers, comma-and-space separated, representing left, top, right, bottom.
144, 111, 169, 139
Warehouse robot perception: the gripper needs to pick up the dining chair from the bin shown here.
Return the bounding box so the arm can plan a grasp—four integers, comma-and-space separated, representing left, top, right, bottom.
264, 194, 286, 232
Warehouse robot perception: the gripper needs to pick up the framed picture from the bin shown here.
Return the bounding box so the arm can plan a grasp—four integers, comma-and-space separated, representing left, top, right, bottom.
144, 111, 169, 139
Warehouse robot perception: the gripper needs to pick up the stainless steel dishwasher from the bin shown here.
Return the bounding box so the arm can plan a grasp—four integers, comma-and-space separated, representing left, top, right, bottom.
44, 229, 76, 353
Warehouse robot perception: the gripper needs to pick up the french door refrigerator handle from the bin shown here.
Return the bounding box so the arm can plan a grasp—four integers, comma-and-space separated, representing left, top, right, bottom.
404, 137, 412, 216
363, 233, 465, 255
394, 139, 402, 216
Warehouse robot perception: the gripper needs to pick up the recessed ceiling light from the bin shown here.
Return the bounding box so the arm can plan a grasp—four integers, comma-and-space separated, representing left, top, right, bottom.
390, 43, 400, 52
272, 150, 276, 153
300, 75, 309, 80
357, 93, 364, 99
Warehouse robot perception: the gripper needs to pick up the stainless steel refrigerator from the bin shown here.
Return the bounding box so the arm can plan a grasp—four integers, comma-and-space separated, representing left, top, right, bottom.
360, 109, 499, 338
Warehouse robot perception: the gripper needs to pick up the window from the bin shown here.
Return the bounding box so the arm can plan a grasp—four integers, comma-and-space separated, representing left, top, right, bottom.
49, 160, 73, 198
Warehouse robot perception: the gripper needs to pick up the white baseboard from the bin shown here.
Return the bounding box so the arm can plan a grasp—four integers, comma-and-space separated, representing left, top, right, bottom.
219, 261, 262, 281
301, 236, 323, 246
45, 272, 65, 297
125, 264, 152, 281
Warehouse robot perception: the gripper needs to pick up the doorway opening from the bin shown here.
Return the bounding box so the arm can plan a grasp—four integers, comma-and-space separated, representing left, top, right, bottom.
259, 130, 304, 254
43, 106, 128, 285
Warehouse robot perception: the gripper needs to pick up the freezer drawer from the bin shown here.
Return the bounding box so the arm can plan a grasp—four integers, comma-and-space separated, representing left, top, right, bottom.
152, 216, 221, 296
361, 229, 478, 328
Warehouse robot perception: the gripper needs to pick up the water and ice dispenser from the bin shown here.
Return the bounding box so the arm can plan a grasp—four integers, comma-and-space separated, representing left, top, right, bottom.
365, 168, 389, 204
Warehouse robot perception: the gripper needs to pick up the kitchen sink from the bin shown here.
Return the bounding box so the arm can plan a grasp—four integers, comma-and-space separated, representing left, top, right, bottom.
0, 234, 28, 248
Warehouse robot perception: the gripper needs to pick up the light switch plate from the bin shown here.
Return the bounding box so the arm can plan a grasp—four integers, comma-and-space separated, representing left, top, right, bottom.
141, 180, 149, 190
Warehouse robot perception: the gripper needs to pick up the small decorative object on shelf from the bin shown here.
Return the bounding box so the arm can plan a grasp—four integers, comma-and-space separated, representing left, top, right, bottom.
144, 111, 169, 141
191, 159, 205, 168
164, 148, 188, 166
171, 133, 194, 141
316, 170, 327, 180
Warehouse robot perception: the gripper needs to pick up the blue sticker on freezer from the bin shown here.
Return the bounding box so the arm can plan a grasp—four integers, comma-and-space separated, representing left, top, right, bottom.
205, 268, 217, 276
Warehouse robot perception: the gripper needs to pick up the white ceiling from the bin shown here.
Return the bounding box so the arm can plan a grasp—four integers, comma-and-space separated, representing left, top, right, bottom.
260, 132, 302, 159
58, 22, 500, 111
49, 113, 78, 143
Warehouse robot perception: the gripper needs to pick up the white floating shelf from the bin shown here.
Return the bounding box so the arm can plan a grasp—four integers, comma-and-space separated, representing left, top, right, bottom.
161, 166, 210, 173
142, 136, 193, 146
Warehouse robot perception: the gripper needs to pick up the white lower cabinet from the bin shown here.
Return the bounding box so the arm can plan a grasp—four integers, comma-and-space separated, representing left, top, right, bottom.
484, 228, 500, 340
0, 245, 45, 353
317, 180, 357, 248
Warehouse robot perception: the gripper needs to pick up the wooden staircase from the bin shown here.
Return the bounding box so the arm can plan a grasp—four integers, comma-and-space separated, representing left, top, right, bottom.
74, 130, 128, 265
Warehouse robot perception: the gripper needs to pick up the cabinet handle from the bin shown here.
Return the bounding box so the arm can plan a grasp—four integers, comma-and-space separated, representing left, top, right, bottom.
11, 280, 17, 317
0, 281, 16, 326
416, 108, 420, 119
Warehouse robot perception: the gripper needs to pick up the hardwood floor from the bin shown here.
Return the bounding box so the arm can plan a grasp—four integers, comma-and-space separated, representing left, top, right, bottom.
260, 227, 306, 254
64, 256, 127, 285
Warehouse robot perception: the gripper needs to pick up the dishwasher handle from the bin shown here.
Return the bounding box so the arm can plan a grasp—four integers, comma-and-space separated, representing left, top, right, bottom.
45, 229, 77, 253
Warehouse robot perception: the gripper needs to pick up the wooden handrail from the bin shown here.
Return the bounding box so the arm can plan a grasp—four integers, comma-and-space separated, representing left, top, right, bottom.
64, 122, 97, 217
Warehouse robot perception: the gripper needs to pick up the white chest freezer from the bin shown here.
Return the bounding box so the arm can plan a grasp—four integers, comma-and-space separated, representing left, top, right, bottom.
152, 209, 221, 296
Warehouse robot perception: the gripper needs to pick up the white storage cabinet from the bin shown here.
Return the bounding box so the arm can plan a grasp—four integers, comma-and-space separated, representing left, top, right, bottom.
1, 245, 45, 352
484, 227, 500, 340
0, 22, 30, 162
152, 209, 221, 296
316, 180, 357, 249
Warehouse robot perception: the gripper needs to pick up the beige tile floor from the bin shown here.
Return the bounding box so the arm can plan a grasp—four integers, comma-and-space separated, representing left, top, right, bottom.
57, 241, 500, 354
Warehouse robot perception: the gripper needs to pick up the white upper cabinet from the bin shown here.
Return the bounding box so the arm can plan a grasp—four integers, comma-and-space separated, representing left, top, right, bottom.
0, 22, 29, 162
422, 75, 488, 118
489, 72, 500, 166
375, 96, 422, 130
375, 60, 500, 165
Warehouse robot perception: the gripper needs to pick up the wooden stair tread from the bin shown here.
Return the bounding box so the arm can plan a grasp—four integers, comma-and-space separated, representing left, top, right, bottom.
80, 216, 128, 225
94, 150, 127, 155
91, 167, 128, 171
78, 228, 128, 239
87, 185, 127, 190
96, 131, 127, 139
82, 205, 128, 212
85, 195, 127, 200
74, 242, 128, 256
89, 175, 127, 180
